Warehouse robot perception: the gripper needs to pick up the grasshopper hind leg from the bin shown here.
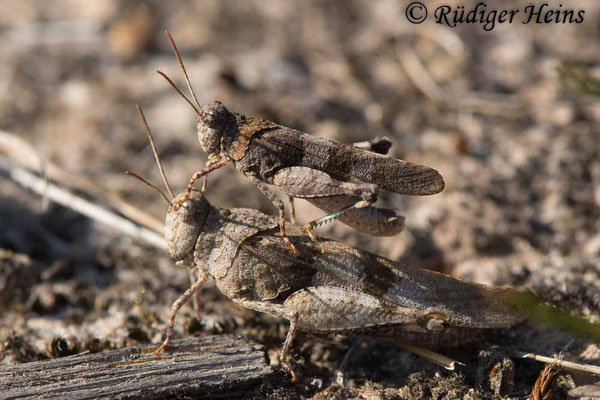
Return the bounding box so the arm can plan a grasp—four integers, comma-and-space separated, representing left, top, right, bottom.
232, 299, 301, 381
273, 167, 382, 252
303, 199, 372, 253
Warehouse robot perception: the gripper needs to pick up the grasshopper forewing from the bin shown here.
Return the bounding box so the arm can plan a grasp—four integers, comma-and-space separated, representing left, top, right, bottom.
157, 31, 444, 253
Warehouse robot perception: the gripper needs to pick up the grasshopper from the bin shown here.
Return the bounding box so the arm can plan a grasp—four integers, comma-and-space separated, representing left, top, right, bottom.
126, 120, 527, 380
158, 31, 444, 253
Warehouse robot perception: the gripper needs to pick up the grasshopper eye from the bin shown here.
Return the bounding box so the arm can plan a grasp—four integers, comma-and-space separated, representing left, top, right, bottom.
203, 101, 230, 129
204, 113, 218, 128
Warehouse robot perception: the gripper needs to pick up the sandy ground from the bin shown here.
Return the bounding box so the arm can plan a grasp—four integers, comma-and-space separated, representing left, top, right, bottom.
1, 1, 600, 398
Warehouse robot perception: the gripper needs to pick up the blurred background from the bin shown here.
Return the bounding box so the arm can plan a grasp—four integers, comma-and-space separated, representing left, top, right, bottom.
1, 0, 600, 397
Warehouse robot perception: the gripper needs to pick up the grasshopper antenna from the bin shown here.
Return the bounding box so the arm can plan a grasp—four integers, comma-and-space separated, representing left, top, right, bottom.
136, 105, 175, 198
156, 71, 203, 118
164, 30, 202, 112
125, 171, 172, 206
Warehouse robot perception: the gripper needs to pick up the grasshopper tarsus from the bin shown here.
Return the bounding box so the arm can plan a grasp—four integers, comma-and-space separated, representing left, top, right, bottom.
285, 365, 299, 383
283, 235, 299, 254
155, 269, 208, 354
154, 341, 170, 356
304, 224, 326, 253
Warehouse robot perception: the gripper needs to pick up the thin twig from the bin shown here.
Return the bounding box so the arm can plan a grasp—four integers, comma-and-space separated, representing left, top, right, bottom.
3, 21, 102, 49
511, 350, 600, 376
397, 47, 445, 103
0, 156, 166, 250
0, 130, 165, 234
396, 45, 525, 118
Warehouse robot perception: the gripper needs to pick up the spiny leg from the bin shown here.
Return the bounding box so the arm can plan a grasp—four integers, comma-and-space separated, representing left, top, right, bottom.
304, 199, 371, 253
155, 268, 208, 355
248, 175, 298, 254
172, 158, 229, 210
307, 195, 405, 237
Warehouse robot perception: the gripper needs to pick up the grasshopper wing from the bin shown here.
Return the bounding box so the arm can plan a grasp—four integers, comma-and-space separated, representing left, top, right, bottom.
252, 127, 445, 195
283, 286, 438, 332
241, 230, 527, 330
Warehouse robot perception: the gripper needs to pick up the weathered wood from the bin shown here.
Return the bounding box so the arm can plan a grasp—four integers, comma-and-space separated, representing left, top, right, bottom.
0, 335, 272, 399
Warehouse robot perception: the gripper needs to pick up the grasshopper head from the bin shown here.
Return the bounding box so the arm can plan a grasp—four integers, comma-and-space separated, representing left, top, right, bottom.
165, 190, 211, 263
198, 101, 233, 155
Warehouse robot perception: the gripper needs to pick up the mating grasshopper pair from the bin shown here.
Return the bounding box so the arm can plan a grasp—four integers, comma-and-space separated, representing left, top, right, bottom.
157, 31, 444, 253
125, 32, 527, 380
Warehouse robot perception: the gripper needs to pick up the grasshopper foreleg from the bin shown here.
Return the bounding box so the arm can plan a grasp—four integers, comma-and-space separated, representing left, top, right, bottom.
172, 157, 229, 211
155, 268, 208, 355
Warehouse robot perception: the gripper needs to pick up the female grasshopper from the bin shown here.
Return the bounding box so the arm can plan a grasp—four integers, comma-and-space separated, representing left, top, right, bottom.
153, 189, 526, 380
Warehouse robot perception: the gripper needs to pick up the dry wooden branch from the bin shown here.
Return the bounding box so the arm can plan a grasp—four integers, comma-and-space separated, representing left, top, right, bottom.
0, 336, 271, 399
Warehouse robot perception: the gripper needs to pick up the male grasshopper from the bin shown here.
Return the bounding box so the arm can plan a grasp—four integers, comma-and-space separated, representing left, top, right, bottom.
158, 31, 444, 253
126, 120, 526, 380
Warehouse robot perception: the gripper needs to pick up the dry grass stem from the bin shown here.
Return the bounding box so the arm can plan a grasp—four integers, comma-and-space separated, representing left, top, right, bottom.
0, 130, 165, 234
528, 362, 560, 400
513, 351, 600, 376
